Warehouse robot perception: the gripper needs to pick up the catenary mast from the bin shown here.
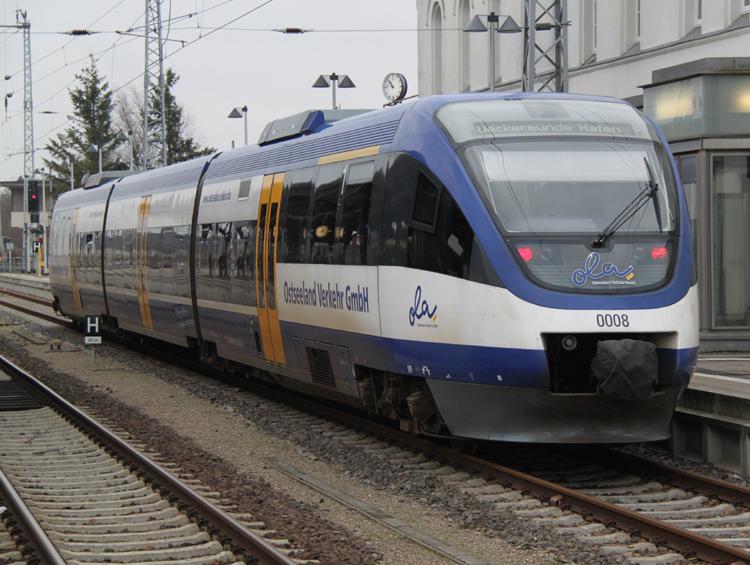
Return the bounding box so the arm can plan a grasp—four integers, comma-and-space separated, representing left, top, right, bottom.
143, 0, 167, 169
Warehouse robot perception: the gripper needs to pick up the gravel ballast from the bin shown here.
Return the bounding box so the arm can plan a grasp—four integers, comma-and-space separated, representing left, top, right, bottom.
0, 305, 682, 565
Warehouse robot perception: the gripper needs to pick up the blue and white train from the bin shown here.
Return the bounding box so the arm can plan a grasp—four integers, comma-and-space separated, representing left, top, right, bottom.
49, 92, 698, 443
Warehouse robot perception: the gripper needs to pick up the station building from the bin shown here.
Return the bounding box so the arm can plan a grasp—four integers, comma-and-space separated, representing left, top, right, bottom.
416, 0, 750, 351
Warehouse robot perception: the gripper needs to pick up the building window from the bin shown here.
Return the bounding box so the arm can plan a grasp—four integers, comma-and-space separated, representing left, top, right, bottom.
712, 155, 750, 327
696, 0, 702, 24
581, 0, 596, 62
744, 0, 750, 13
636, 0, 641, 40
431, 2, 443, 95
459, 0, 470, 92
593, 0, 598, 52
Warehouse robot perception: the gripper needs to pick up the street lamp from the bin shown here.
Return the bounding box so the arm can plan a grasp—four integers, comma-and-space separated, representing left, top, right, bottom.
463, 12, 522, 92
228, 106, 248, 146
312, 73, 356, 109
61, 159, 73, 190
86, 144, 102, 174
115, 131, 133, 170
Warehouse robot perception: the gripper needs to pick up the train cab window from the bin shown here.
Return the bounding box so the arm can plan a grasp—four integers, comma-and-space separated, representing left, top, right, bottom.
408, 189, 474, 279
310, 163, 344, 264
283, 167, 315, 263
412, 173, 441, 229
340, 160, 375, 265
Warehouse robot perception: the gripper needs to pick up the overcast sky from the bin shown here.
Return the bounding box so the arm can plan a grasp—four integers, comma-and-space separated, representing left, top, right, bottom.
0, 0, 419, 181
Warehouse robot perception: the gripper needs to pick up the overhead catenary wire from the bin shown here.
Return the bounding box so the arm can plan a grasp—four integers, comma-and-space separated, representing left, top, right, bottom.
0, 0, 279, 169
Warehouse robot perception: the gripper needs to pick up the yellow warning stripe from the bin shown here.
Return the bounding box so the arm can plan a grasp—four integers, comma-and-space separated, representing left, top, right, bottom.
318, 145, 379, 165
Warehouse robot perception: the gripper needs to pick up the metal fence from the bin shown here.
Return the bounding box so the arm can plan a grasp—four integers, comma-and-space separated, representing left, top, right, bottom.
0, 258, 31, 273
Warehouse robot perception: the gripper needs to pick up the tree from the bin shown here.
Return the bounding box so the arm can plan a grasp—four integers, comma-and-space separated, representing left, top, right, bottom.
113, 68, 215, 169
159, 68, 215, 165
44, 58, 127, 192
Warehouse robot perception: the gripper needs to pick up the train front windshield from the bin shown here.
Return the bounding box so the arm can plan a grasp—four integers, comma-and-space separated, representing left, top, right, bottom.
435, 99, 681, 293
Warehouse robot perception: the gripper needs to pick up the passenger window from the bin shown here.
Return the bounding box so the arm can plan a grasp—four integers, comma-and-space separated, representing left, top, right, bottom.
310, 163, 343, 264
238, 178, 251, 200
174, 225, 190, 298
340, 161, 375, 265
147, 227, 161, 294
215, 222, 232, 279
283, 168, 315, 263
230, 221, 255, 306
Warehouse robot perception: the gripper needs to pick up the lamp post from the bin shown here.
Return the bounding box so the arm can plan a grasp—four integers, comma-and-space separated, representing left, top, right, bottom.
86, 144, 102, 174
115, 131, 133, 170
463, 12, 522, 92
312, 73, 356, 109
228, 106, 248, 146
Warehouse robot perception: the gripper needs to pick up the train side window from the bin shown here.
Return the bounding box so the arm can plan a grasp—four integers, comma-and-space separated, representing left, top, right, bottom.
238, 178, 251, 200
113, 229, 123, 289
174, 225, 190, 298
283, 167, 315, 263
340, 160, 375, 265
310, 163, 344, 264
90, 231, 102, 285
230, 221, 254, 306
123, 229, 136, 290
214, 222, 232, 303
411, 172, 441, 231
162, 227, 175, 296
197, 223, 212, 300
215, 222, 232, 279
147, 227, 161, 295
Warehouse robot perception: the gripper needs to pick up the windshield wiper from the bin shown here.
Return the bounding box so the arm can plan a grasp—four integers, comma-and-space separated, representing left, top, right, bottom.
592, 157, 662, 248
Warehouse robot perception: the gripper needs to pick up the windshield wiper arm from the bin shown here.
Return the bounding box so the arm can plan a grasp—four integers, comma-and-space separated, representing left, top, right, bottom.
592, 158, 661, 248
644, 157, 663, 233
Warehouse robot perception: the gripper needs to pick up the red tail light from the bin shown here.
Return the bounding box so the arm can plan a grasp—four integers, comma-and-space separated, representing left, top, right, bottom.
651, 247, 668, 260
518, 247, 533, 262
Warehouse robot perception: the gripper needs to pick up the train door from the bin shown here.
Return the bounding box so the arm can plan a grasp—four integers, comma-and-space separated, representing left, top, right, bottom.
70, 208, 83, 310
136, 196, 154, 330
255, 174, 286, 364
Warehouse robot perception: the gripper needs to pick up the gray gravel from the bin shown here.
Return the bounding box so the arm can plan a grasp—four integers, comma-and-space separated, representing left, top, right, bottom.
0, 305, 709, 565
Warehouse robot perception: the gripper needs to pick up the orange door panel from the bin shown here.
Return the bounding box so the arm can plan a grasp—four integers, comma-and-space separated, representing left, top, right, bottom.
255, 176, 275, 361
136, 196, 153, 330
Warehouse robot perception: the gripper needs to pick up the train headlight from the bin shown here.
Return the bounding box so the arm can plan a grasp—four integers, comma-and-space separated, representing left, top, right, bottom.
561, 335, 578, 351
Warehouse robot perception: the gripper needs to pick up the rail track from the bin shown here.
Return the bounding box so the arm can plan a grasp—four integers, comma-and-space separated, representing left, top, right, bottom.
0, 355, 299, 565
3, 285, 750, 564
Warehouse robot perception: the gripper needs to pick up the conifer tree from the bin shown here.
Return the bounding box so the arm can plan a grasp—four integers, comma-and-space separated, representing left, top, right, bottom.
157, 68, 215, 164
44, 58, 126, 192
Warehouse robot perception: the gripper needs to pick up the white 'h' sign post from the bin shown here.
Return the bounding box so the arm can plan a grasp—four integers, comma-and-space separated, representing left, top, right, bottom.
84, 315, 102, 365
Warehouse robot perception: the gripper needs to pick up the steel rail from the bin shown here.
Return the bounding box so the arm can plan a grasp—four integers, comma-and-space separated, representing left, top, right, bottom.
604, 450, 750, 507
0, 466, 67, 565
0, 288, 54, 308
4, 289, 750, 564
0, 297, 72, 328
232, 382, 750, 565
0, 354, 298, 565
